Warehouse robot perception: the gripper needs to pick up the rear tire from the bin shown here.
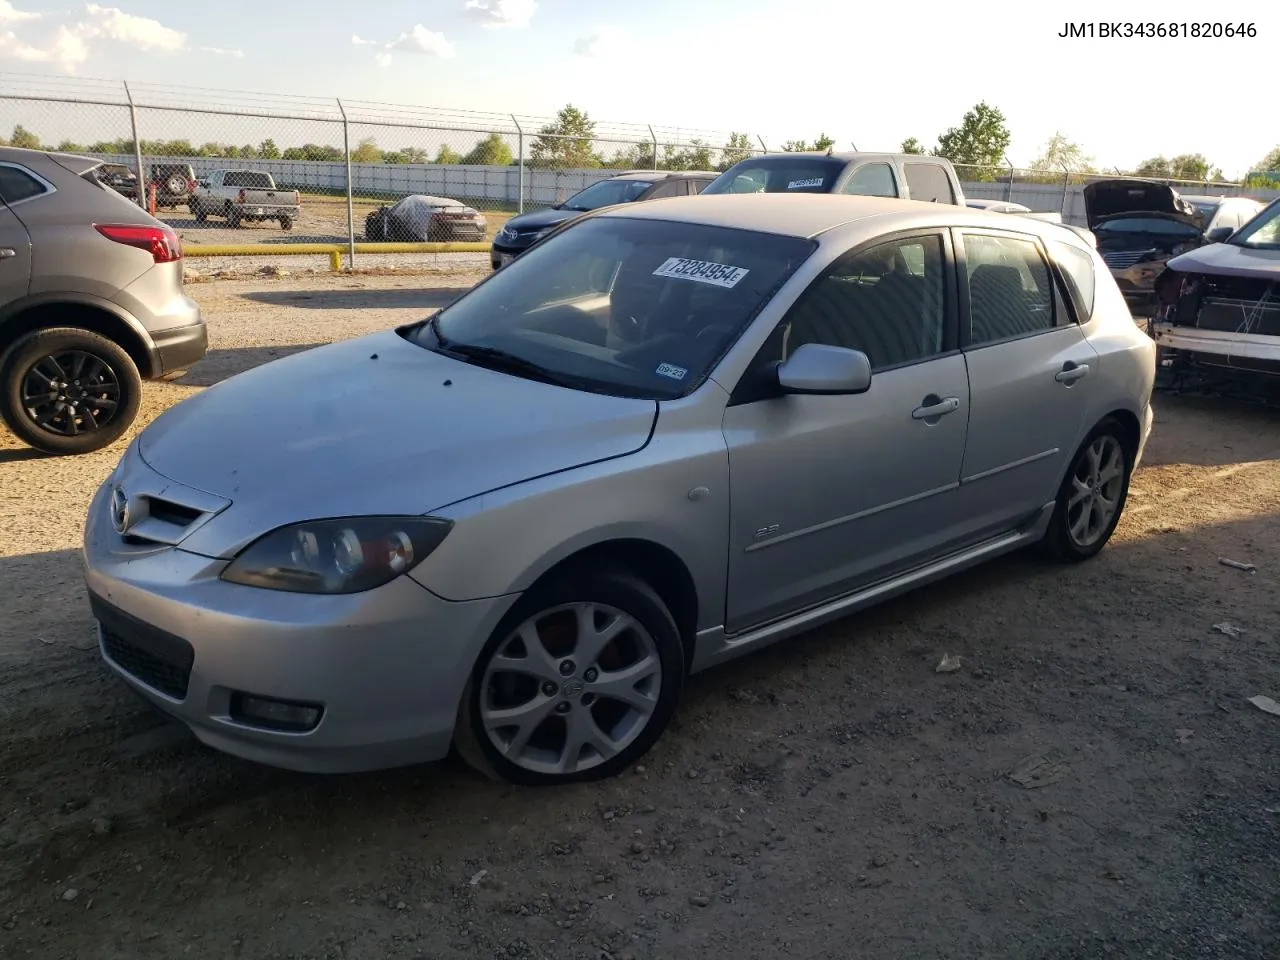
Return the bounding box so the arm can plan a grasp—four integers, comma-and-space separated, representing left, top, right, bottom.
454, 568, 685, 786
227, 208, 242, 229
1039, 417, 1133, 562
0, 327, 142, 456
278, 216, 293, 231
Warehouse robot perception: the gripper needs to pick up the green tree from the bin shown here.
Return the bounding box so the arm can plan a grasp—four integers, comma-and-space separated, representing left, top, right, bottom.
1132, 153, 1223, 182
900, 137, 926, 155
1030, 132, 1095, 174
663, 138, 714, 171
934, 102, 1011, 180
719, 132, 752, 170
1255, 145, 1280, 175
462, 133, 513, 166
10, 125, 41, 149
530, 104, 598, 168
351, 137, 382, 164
258, 139, 281, 159
781, 133, 835, 152
56, 139, 86, 152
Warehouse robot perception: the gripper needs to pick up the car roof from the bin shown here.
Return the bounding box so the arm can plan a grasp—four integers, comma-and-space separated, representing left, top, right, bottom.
743, 151, 944, 164
605, 170, 717, 182
592, 192, 1087, 243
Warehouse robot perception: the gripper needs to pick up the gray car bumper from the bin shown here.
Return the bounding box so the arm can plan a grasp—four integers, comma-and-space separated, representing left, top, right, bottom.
82, 479, 517, 773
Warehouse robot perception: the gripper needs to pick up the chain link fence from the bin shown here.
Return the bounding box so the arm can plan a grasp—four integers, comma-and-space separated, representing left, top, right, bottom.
2, 73, 1275, 268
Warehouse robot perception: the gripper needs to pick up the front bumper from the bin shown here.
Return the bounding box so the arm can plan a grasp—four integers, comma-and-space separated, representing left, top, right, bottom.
82, 478, 518, 773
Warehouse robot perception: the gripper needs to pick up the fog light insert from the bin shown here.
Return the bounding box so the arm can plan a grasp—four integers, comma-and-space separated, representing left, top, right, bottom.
229, 692, 323, 732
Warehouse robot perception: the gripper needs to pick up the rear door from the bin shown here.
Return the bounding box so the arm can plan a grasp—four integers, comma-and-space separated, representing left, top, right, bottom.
951, 227, 1098, 535
0, 163, 38, 310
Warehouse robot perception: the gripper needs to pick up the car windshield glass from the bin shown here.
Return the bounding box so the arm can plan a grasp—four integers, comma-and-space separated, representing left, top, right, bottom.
1229, 200, 1280, 249
561, 179, 652, 211
417, 216, 815, 399
702, 157, 844, 195
1094, 217, 1201, 237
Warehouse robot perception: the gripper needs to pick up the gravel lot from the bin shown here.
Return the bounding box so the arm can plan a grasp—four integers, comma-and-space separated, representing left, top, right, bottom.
1, 272, 1278, 960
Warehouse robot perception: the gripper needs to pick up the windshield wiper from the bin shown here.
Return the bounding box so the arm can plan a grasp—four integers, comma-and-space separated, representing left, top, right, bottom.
442, 341, 580, 388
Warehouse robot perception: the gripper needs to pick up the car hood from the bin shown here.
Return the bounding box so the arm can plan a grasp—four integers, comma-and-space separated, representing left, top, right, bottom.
503, 207, 581, 232
1166, 242, 1280, 281
138, 329, 658, 558
1082, 179, 1201, 229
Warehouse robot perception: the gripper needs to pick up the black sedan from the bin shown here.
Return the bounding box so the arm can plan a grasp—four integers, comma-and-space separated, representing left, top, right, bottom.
490, 170, 716, 269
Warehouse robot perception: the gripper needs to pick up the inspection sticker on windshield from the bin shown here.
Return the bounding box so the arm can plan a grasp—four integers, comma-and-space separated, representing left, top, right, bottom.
787, 177, 824, 189
652, 257, 749, 289
655, 363, 688, 381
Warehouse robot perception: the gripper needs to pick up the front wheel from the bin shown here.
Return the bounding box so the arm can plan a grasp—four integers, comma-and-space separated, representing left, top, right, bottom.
454, 569, 685, 786
1040, 417, 1133, 562
0, 327, 142, 455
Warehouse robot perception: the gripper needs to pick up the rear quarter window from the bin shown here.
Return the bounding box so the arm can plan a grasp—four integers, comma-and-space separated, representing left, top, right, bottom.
903, 162, 956, 204
0, 164, 49, 205
1049, 240, 1097, 319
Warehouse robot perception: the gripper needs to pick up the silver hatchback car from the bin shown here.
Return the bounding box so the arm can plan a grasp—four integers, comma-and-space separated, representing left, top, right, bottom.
1, 147, 206, 455
84, 194, 1155, 785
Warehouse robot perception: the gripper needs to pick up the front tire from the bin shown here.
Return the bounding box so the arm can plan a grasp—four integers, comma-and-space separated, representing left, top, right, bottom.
455, 569, 685, 786
1040, 417, 1133, 562
0, 327, 142, 455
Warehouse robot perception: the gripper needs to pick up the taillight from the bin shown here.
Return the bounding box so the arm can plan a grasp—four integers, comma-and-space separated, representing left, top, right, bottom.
95, 224, 183, 263
188, 178, 197, 192
238, 189, 246, 203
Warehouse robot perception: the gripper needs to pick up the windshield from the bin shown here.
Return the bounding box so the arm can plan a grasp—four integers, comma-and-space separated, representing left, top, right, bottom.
702, 157, 844, 195
1094, 217, 1201, 237
1230, 200, 1280, 249
561, 179, 652, 211
418, 216, 815, 399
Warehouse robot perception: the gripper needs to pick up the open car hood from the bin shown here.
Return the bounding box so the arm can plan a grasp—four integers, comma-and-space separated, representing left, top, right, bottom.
1166, 242, 1280, 281
1082, 179, 1200, 230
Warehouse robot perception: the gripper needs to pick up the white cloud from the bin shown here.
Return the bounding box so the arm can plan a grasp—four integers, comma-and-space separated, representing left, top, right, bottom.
78, 4, 185, 54
351, 34, 377, 46
573, 27, 627, 58
200, 45, 244, 58
0, 28, 50, 60
464, 0, 536, 29
385, 24, 455, 58
0, 0, 39, 25
374, 51, 392, 68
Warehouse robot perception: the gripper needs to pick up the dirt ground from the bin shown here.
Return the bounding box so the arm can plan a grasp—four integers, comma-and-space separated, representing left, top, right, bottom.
156, 193, 513, 249
1, 273, 1278, 960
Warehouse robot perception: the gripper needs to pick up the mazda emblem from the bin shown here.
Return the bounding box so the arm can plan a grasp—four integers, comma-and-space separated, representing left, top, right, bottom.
110, 486, 131, 534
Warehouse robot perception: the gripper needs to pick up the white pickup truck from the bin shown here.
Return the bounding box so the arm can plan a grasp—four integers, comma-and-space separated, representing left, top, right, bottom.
188, 169, 301, 230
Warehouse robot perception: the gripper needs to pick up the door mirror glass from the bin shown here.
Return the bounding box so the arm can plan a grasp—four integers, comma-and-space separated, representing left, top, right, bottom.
1204, 225, 1233, 244
776, 343, 872, 395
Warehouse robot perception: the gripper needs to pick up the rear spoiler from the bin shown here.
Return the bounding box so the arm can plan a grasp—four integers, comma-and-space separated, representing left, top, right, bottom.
47, 152, 104, 177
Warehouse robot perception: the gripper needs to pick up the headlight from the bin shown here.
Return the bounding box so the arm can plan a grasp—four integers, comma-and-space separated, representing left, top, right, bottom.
220, 516, 452, 594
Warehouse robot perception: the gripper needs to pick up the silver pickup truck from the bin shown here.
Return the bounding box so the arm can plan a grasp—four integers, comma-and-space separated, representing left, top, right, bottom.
189, 169, 301, 230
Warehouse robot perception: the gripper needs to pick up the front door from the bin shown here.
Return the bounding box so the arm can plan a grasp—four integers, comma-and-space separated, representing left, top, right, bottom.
951, 228, 1099, 535
722, 231, 971, 633
0, 201, 32, 309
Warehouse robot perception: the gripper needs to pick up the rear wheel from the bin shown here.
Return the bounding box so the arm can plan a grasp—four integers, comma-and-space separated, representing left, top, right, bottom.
1040, 417, 1133, 562
278, 216, 293, 231
227, 207, 242, 229
454, 569, 685, 786
0, 327, 142, 456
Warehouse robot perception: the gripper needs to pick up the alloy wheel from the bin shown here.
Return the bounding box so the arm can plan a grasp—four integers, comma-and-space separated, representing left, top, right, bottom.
1066, 434, 1126, 548
19, 350, 122, 438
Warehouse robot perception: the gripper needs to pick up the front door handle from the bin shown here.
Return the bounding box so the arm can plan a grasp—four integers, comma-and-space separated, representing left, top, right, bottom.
1055, 362, 1090, 384
0, 248, 16, 259
912, 396, 961, 420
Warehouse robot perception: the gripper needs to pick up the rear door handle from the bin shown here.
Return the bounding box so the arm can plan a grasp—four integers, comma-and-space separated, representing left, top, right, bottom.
912, 396, 961, 420
1055, 362, 1090, 383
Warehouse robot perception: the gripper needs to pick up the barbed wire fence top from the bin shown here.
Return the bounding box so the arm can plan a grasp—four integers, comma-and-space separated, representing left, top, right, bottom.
1, 71, 1273, 264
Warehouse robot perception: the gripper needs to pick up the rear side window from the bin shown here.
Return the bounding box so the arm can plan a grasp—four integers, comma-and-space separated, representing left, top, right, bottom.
903, 162, 956, 204
1049, 240, 1097, 319
702, 158, 843, 194
841, 163, 898, 197
0, 165, 48, 205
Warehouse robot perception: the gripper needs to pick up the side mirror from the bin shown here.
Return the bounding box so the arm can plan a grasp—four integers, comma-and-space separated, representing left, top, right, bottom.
776, 343, 872, 395
1204, 226, 1233, 244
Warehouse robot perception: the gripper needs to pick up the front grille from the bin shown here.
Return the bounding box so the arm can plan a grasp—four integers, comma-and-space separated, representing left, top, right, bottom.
92, 594, 194, 700
1101, 249, 1156, 270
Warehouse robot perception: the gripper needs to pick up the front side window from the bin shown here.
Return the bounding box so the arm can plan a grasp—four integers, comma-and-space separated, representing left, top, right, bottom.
774, 234, 948, 371
419, 216, 816, 399
841, 163, 898, 198
560, 179, 652, 211
0, 164, 48, 205
963, 233, 1057, 345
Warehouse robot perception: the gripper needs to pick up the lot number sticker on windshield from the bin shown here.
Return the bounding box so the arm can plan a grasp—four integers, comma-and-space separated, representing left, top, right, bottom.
655, 363, 688, 381
787, 177, 824, 189
652, 257, 749, 289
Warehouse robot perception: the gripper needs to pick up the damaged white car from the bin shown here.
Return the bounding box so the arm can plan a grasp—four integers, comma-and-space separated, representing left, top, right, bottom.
1151, 197, 1280, 389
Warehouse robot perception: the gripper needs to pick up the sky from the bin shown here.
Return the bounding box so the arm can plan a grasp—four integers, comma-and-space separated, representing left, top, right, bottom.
0, 0, 1274, 176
